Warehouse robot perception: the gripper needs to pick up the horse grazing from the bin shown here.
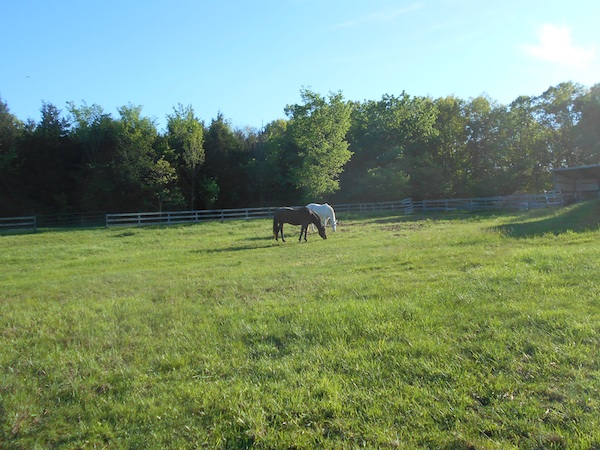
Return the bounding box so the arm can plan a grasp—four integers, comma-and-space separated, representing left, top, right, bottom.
273, 207, 327, 242
306, 203, 337, 232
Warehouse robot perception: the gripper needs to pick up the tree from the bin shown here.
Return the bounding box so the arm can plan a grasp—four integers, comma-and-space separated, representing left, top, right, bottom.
534, 81, 585, 168
166, 104, 205, 210
67, 101, 119, 211
114, 104, 158, 211
463, 95, 509, 196
284, 89, 352, 200
0, 97, 24, 215
574, 83, 600, 165
428, 96, 469, 197
249, 119, 296, 205
342, 93, 437, 201
202, 113, 249, 207
0, 98, 21, 171
144, 156, 182, 212
17, 102, 76, 213
504, 95, 549, 192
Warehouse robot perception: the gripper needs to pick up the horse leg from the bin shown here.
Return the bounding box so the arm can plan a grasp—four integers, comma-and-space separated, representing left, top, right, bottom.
275, 222, 284, 242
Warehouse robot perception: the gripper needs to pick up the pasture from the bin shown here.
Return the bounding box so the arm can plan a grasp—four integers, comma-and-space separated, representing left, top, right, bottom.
1, 203, 600, 449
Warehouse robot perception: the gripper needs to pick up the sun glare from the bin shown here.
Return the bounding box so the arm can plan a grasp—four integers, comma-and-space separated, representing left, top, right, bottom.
522, 24, 595, 68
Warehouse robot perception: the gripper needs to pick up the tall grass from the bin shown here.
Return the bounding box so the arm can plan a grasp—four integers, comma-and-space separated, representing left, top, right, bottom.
1, 203, 599, 449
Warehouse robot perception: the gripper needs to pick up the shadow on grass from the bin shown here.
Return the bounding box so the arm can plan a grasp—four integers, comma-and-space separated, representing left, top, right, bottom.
341, 210, 506, 226
495, 201, 600, 238
192, 236, 277, 254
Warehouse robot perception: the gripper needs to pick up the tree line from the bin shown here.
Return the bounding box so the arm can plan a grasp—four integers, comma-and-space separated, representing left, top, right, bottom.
1, 82, 599, 216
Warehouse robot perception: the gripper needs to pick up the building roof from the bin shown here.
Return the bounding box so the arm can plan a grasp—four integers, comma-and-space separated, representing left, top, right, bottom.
552, 164, 600, 180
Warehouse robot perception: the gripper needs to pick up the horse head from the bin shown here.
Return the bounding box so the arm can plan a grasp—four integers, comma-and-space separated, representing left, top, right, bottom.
306, 208, 327, 239
316, 220, 327, 239
317, 223, 327, 239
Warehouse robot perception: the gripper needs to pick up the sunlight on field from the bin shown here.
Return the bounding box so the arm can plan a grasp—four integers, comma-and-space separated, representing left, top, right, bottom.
1, 204, 599, 449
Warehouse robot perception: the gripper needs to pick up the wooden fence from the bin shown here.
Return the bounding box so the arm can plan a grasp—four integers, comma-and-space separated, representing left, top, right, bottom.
1, 193, 570, 231
414, 194, 556, 212
0, 216, 36, 232
417, 197, 503, 211
105, 199, 416, 228
36, 211, 106, 228
105, 207, 282, 228
333, 198, 414, 214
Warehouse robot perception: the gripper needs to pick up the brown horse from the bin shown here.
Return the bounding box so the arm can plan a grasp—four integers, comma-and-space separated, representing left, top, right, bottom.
273, 207, 327, 242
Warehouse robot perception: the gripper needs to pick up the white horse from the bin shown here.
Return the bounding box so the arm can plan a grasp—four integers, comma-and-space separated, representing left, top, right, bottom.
306, 203, 337, 232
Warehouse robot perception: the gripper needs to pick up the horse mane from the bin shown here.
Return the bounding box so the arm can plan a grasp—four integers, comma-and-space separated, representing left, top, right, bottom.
306, 208, 325, 232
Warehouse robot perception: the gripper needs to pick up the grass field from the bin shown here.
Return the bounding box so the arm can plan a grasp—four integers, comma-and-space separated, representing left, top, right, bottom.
1, 202, 600, 449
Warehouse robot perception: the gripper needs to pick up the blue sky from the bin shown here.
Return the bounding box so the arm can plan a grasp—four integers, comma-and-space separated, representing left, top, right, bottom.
1, 0, 598, 131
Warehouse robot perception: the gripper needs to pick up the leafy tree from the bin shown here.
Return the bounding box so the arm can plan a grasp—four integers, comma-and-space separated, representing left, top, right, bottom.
428, 96, 469, 197
2, 82, 600, 216
144, 156, 183, 212
202, 113, 250, 207
67, 101, 119, 211
197, 176, 220, 209
534, 81, 585, 168
112, 104, 159, 211
284, 88, 352, 200
0, 98, 21, 171
250, 119, 296, 205
17, 102, 76, 213
387, 95, 439, 198
342, 93, 437, 201
166, 104, 204, 210
574, 83, 600, 165
463, 95, 510, 196
67, 102, 114, 167
0, 97, 24, 215
504, 96, 550, 192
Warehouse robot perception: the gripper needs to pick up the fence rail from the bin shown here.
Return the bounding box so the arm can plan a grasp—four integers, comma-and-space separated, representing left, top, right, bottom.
333, 198, 414, 214
0, 216, 36, 231
36, 211, 106, 228
106, 207, 282, 228
415, 193, 571, 212
1, 192, 572, 231
417, 196, 503, 211
105, 200, 417, 228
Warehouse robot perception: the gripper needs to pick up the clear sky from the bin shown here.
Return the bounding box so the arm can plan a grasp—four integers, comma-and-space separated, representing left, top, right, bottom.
1, 0, 598, 131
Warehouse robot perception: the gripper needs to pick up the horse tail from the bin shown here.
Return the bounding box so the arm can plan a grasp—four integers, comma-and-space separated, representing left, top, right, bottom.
273, 216, 278, 240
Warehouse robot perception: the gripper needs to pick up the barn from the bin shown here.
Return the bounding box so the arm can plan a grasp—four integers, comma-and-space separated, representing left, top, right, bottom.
552, 164, 600, 201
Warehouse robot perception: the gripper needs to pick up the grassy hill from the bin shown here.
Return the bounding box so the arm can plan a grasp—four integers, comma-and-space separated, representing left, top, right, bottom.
1, 202, 599, 449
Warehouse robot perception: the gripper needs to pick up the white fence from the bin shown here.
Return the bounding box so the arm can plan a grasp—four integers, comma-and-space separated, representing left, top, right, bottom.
0, 193, 568, 231
105, 199, 416, 228
414, 193, 569, 212
0, 216, 36, 232
417, 197, 503, 211
324, 198, 414, 215
544, 190, 565, 206
106, 207, 282, 228
105, 195, 562, 228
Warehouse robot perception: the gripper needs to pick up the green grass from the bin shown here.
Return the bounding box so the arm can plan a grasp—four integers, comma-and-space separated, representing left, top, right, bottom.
1, 203, 600, 449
